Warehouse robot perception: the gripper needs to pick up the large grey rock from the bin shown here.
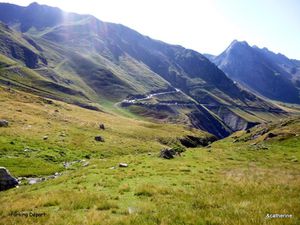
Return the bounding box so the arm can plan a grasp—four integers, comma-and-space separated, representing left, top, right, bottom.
0, 167, 19, 191
0, 120, 9, 127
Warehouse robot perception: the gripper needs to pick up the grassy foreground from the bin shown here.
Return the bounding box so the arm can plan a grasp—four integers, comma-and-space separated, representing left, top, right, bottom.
0, 86, 299, 225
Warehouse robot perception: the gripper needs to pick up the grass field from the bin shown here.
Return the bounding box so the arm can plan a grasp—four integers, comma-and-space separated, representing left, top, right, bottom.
0, 86, 299, 225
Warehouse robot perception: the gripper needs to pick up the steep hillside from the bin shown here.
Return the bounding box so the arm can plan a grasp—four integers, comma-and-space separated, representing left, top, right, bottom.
0, 23, 46, 68
0, 3, 287, 137
212, 40, 300, 104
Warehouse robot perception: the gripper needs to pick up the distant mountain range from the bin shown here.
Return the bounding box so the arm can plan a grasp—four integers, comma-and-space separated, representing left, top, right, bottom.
0, 2, 289, 138
209, 40, 300, 104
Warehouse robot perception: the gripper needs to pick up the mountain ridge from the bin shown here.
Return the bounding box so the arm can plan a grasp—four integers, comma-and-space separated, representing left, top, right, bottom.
211, 40, 300, 104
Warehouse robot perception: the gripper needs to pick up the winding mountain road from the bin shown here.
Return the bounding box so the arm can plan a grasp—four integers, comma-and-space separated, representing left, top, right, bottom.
121, 88, 181, 104
120, 88, 198, 106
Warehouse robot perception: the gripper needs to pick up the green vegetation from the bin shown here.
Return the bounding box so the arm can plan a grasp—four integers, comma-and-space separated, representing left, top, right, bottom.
0, 86, 209, 175
0, 87, 299, 225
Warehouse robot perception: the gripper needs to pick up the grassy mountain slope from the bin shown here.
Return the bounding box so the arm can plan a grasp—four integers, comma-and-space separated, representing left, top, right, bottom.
0, 22, 46, 68
0, 86, 299, 225
0, 86, 212, 173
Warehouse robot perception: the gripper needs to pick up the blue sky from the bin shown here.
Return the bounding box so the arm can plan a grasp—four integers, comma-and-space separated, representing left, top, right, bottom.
216, 0, 300, 59
3, 0, 300, 59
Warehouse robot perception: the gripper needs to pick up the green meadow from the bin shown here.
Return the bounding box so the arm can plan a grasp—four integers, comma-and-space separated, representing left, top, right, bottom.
0, 86, 299, 225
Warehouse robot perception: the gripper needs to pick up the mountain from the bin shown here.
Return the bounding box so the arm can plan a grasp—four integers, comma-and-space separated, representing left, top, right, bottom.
0, 3, 287, 138
212, 40, 300, 104
203, 53, 215, 62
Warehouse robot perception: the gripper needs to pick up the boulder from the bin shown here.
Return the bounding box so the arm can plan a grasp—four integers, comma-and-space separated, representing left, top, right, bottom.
95, 136, 105, 142
159, 148, 176, 159
119, 163, 128, 167
54, 172, 60, 177
0, 167, 19, 191
0, 120, 9, 127
99, 124, 105, 130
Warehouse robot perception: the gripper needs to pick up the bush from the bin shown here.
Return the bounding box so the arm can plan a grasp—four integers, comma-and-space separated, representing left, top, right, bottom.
171, 143, 186, 154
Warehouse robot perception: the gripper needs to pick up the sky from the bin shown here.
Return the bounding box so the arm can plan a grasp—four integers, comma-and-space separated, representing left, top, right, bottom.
3, 0, 300, 59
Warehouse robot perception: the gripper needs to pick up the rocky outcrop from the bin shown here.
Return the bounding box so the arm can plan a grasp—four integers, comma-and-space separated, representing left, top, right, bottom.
18, 172, 62, 185
0, 119, 9, 127
179, 135, 217, 148
208, 106, 259, 132
159, 148, 177, 159
0, 167, 19, 191
187, 105, 232, 138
